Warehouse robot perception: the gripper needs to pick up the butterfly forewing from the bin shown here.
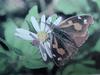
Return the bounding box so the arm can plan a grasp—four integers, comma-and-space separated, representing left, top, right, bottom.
59, 15, 93, 47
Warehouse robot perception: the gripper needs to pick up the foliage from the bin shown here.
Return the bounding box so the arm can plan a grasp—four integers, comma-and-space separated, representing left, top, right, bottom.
0, 0, 100, 75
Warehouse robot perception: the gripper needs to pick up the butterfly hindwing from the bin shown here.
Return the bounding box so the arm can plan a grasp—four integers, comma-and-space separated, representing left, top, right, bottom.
51, 33, 67, 66
51, 30, 78, 66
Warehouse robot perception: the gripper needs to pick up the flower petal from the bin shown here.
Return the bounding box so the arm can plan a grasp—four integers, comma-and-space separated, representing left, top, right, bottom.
31, 16, 40, 32
53, 16, 62, 26
43, 41, 53, 58
15, 28, 37, 40
46, 16, 52, 24
39, 44, 47, 61
40, 15, 46, 31
29, 32, 38, 39
45, 16, 52, 32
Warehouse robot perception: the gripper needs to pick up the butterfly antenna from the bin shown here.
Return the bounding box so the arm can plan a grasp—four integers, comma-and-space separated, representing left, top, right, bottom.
41, 21, 55, 30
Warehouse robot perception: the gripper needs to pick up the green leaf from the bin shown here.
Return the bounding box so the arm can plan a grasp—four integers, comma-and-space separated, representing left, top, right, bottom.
81, 60, 95, 65
0, 52, 9, 59
93, 39, 100, 52
0, 37, 9, 50
0, 33, 23, 56
92, 0, 100, 9
89, 21, 100, 35
12, 47, 23, 56
0, 59, 7, 72
22, 5, 39, 30
55, 0, 89, 14
61, 64, 100, 75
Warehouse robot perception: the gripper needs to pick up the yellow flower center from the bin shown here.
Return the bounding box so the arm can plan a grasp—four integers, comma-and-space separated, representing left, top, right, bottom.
37, 31, 48, 42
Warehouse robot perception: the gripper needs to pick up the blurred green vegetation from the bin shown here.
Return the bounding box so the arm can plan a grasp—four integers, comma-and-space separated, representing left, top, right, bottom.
0, 0, 100, 75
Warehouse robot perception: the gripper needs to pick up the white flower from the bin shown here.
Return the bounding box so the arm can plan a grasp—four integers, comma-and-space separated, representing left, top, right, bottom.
15, 15, 62, 61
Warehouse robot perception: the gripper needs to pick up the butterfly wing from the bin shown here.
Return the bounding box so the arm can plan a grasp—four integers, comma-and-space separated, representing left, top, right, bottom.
59, 15, 93, 47
51, 29, 78, 66
51, 15, 93, 66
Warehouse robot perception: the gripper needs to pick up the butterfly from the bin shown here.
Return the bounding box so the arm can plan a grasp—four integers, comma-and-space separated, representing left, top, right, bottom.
44, 14, 94, 66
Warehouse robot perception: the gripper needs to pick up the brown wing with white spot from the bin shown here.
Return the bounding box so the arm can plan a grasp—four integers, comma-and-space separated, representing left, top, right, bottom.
59, 15, 93, 47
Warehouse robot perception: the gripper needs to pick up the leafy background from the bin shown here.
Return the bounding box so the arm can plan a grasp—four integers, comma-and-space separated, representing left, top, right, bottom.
0, 0, 100, 75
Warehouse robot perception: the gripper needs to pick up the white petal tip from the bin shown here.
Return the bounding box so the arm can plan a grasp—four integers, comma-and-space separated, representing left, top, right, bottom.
53, 16, 62, 25
31, 16, 40, 32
